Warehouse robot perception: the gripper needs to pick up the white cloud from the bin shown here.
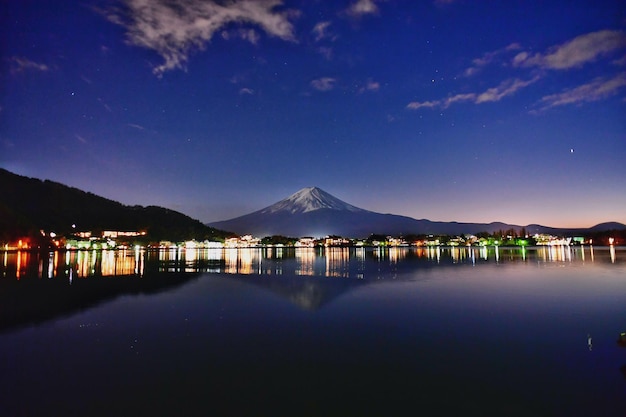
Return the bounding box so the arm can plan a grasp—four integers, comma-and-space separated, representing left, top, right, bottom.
443, 93, 476, 107
463, 43, 521, 77
311, 77, 337, 91
239, 87, 254, 95
222, 28, 261, 45
346, 0, 380, 18
106, 0, 297, 75
505, 43, 522, 51
406, 100, 439, 110
411, 30, 626, 114
359, 78, 380, 93
535, 72, 626, 111
407, 94, 476, 110
9, 56, 49, 73
312, 21, 332, 42
407, 77, 538, 110
475, 76, 539, 103
512, 51, 529, 66
514, 30, 626, 70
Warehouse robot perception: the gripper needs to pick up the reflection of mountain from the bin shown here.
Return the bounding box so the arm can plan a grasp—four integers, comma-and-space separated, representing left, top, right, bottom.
2, 246, 621, 326
232, 274, 369, 311
0, 271, 201, 333
209, 246, 624, 310
219, 249, 445, 311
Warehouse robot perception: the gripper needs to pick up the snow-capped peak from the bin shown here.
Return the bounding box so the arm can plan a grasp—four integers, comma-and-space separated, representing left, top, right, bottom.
260, 187, 366, 214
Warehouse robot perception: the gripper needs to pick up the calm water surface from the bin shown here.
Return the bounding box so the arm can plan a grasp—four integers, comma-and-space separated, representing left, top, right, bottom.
1, 246, 625, 416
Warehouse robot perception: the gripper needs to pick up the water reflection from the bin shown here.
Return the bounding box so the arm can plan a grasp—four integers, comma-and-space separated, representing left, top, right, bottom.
11, 245, 621, 322
610, 245, 616, 263
1, 245, 622, 281
1, 245, 625, 417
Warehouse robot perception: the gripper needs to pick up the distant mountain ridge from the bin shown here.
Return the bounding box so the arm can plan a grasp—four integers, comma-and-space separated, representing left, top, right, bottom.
1, 169, 622, 241
209, 187, 626, 238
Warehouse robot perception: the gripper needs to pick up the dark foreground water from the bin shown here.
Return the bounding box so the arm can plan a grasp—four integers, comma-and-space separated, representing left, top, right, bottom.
1, 246, 625, 416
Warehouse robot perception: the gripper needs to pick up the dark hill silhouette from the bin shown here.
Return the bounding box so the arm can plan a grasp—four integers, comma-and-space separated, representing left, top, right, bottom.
0, 168, 232, 243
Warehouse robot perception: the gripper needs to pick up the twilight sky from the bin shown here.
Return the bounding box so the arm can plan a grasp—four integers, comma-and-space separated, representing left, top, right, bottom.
2, 0, 625, 228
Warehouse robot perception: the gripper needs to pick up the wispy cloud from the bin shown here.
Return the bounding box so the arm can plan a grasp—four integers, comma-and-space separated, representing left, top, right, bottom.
613, 55, 626, 66
407, 77, 538, 110
221, 28, 260, 45
358, 78, 380, 93
312, 21, 332, 42
345, 0, 381, 18
406, 100, 439, 110
514, 30, 626, 70
311, 77, 337, 91
105, 0, 297, 75
442, 93, 476, 107
239, 87, 254, 95
8, 56, 49, 73
98, 98, 113, 113
463, 43, 521, 77
533, 72, 626, 112
410, 29, 626, 113
464, 30, 626, 76
475, 76, 539, 103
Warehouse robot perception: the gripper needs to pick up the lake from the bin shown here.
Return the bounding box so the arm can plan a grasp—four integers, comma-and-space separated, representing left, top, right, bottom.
1, 246, 625, 416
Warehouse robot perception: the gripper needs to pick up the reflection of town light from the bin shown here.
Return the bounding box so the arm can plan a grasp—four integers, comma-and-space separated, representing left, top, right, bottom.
295, 248, 315, 276
610, 245, 616, 263
16, 251, 22, 279
48, 252, 55, 278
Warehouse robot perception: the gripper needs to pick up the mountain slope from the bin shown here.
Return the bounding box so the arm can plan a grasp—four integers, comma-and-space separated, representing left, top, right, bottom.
209, 187, 626, 238
209, 187, 507, 237
0, 168, 231, 242
259, 187, 366, 214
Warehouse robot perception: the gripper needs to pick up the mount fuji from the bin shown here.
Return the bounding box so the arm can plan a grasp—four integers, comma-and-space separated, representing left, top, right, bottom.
208, 187, 533, 238
257, 187, 365, 215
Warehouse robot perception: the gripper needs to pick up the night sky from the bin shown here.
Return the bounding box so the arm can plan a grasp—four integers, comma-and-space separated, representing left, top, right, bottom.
2, 0, 625, 228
